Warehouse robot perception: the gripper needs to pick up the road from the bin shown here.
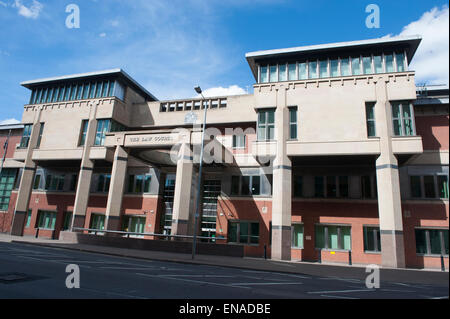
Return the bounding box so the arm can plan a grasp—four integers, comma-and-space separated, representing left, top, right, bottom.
0, 242, 448, 299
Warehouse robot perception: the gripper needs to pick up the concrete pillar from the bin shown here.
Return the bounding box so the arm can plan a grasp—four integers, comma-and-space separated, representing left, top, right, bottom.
71, 101, 98, 231
374, 77, 406, 268
171, 143, 194, 237
10, 108, 42, 236
105, 145, 129, 231
271, 86, 292, 261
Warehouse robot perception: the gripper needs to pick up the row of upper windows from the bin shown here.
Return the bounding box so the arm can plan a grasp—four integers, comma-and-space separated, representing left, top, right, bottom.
258, 52, 407, 83
28, 80, 126, 105
160, 99, 227, 112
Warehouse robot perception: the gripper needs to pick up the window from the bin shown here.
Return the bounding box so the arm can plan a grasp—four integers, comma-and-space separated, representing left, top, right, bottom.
97, 174, 111, 193
232, 134, 246, 149
366, 102, 377, 137
415, 229, 449, 256
45, 174, 65, 191
279, 64, 287, 81
293, 176, 303, 198
79, 120, 89, 146
364, 226, 381, 252
290, 63, 299, 80
330, 59, 339, 77
33, 174, 42, 190
0, 169, 16, 211
20, 124, 32, 148
363, 56, 372, 74
62, 212, 73, 231
319, 60, 328, 78
36, 123, 44, 148
326, 176, 337, 198
228, 221, 259, 245
231, 175, 261, 196
351, 57, 361, 75
314, 176, 324, 198
82, 83, 90, 100
298, 63, 307, 80
308, 61, 318, 79
70, 174, 78, 192
385, 54, 394, 72
292, 224, 304, 249
339, 176, 349, 198
128, 174, 152, 193
36, 211, 56, 230
340, 58, 350, 76
374, 55, 383, 73
25, 210, 32, 228
392, 101, 415, 136
289, 107, 297, 139
260, 66, 268, 83
395, 52, 406, 72
257, 109, 275, 141
410, 175, 449, 199
64, 86, 72, 101
269, 65, 278, 82
361, 175, 374, 199
90, 214, 105, 232
122, 216, 146, 237
95, 119, 111, 146
316, 225, 351, 250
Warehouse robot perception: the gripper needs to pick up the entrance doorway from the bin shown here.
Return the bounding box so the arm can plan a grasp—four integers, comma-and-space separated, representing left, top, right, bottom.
201, 180, 221, 243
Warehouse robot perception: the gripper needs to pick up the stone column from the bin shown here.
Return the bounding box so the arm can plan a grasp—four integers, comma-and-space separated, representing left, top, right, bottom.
71, 101, 98, 231
171, 143, 194, 237
10, 108, 42, 236
374, 76, 406, 268
271, 85, 292, 261
105, 145, 128, 231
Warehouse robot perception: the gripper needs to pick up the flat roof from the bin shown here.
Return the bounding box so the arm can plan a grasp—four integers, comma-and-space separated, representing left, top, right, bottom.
0, 123, 24, 131
246, 35, 422, 80
21, 69, 158, 102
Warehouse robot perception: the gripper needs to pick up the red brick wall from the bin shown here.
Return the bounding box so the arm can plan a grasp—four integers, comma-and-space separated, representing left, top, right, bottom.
415, 115, 449, 151
0, 134, 22, 159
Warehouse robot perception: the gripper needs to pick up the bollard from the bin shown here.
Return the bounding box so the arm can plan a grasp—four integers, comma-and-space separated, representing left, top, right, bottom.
441, 255, 445, 272
349, 250, 353, 266
264, 244, 267, 260
318, 250, 322, 264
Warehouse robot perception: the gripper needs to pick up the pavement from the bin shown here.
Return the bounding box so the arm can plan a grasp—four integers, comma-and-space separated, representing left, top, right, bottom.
0, 233, 448, 287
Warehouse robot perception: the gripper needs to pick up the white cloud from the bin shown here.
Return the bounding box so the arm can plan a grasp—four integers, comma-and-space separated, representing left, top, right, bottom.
0, 118, 20, 125
99, 33, 107, 38
0, 1, 7, 7
13, 0, 43, 19
197, 85, 247, 98
391, 6, 449, 85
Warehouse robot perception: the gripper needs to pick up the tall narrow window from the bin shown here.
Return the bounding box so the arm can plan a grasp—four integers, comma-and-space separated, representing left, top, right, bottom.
64, 86, 71, 101
385, 54, 394, 72
29, 89, 36, 104
319, 60, 328, 78
293, 176, 303, 197
410, 176, 422, 198
395, 52, 406, 72
269, 65, 278, 82
330, 59, 339, 77
364, 227, 381, 252
374, 55, 383, 73
315, 176, 324, 198
20, 124, 32, 148
361, 175, 373, 199
423, 176, 436, 198
339, 176, 349, 198
438, 175, 449, 199
341, 58, 350, 76
36, 123, 44, 148
351, 57, 361, 75
83, 83, 90, 100
392, 101, 415, 136
366, 102, 377, 137
278, 64, 287, 81
79, 120, 89, 146
289, 107, 297, 140
257, 109, 275, 141
363, 56, 372, 74
70, 85, 77, 100
326, 176, 337, 198
290, 63, 299, 80
260, 66, 268, 83
232, 134, 246, 149
308, 61, 318, 79
292, 224, 304, 249
95, 119, 111, 146
298, 63, 307, 80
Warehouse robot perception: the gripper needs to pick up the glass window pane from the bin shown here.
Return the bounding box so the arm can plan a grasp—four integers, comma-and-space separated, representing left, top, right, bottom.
364, 227, 375, 251
108, 81, 115, 96
429, 230, 442, 255
83, 84, 90, 99
241, 176, 250, 196
279, 64, 287, 81
352, 57, 361, 75
424, 176, 436, 198
339, 176, 349, 198
298, 63, 307, 80
315, 177, 324, 197
410, 176, 422, 198
251, 176, 260, 195
415, 229, 428, 254
144, 176, 151, 193
267, 111, 275, 124
330, 59, 339, 77
393, 119, 402, 136
385, 54, 394, 72
290, 108, 297, 123
363, 56, 372, 74
292, 224, 304, 248
328, 226, 339, 249
308, 61, 317, 79
374, 55, 383, 73
96, 82, 103, 98
396, 53, 405, 72
260, 66, 268, 83
71, 85, 77, 100
290, 124, 297, 140
89, 83, 96, 98
289, 63, 298, 81
102, 81, 109, 97
269, 65, 278, 82
341, 58, 350, 76
240, 222, 249, 244
231, 176, 240, 195
438, 176, 449, 199
250, 223, 259, 244
294, 176, 303, 197
326, 176, 337, 198
229, 223, 238, 242
64, 86, 71, 101
341, 227, 351, 250
319, 60, 328, 78
315, 225, 325, 249
443, 230, 449, 255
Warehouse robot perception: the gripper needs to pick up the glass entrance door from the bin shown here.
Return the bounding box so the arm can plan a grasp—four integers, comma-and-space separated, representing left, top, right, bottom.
201, 180, 221, 243
161, 176, 175, 237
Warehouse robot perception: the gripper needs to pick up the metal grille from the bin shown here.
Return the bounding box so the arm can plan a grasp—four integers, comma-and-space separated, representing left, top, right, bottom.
201, 180, 221, 242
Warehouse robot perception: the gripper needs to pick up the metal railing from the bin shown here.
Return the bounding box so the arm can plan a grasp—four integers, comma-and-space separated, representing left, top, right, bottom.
72, 227, 217, 241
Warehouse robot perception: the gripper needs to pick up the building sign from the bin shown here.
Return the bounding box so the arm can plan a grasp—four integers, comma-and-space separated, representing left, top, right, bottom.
124, 133, 186, 148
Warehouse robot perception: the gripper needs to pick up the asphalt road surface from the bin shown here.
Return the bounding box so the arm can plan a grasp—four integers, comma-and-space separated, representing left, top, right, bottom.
0, 242, 448, 299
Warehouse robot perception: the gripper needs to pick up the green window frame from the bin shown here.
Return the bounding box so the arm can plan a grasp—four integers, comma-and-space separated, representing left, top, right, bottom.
366, 102, 377, 137
289, 107, 298, 140
257, 109, 275, 141
363, 226, 381, 252
36, 210, 57, 230
90, 214, 105, 232
415, 228, 449, 256
392, 101, 415, 136
292, 224, 304, 249
228, 221, 259, 245
315, 224, 352, 251
0, 169, 16, 211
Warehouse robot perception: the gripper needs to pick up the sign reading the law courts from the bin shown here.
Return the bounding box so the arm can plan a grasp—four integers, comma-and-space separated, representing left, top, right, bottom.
124, 133, 183, 147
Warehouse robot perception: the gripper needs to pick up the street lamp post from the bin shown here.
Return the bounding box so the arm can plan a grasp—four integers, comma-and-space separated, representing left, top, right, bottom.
192, 86, 207, 260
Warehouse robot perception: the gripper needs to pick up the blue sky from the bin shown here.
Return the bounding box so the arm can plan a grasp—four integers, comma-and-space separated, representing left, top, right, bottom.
0, 0, 448, 124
